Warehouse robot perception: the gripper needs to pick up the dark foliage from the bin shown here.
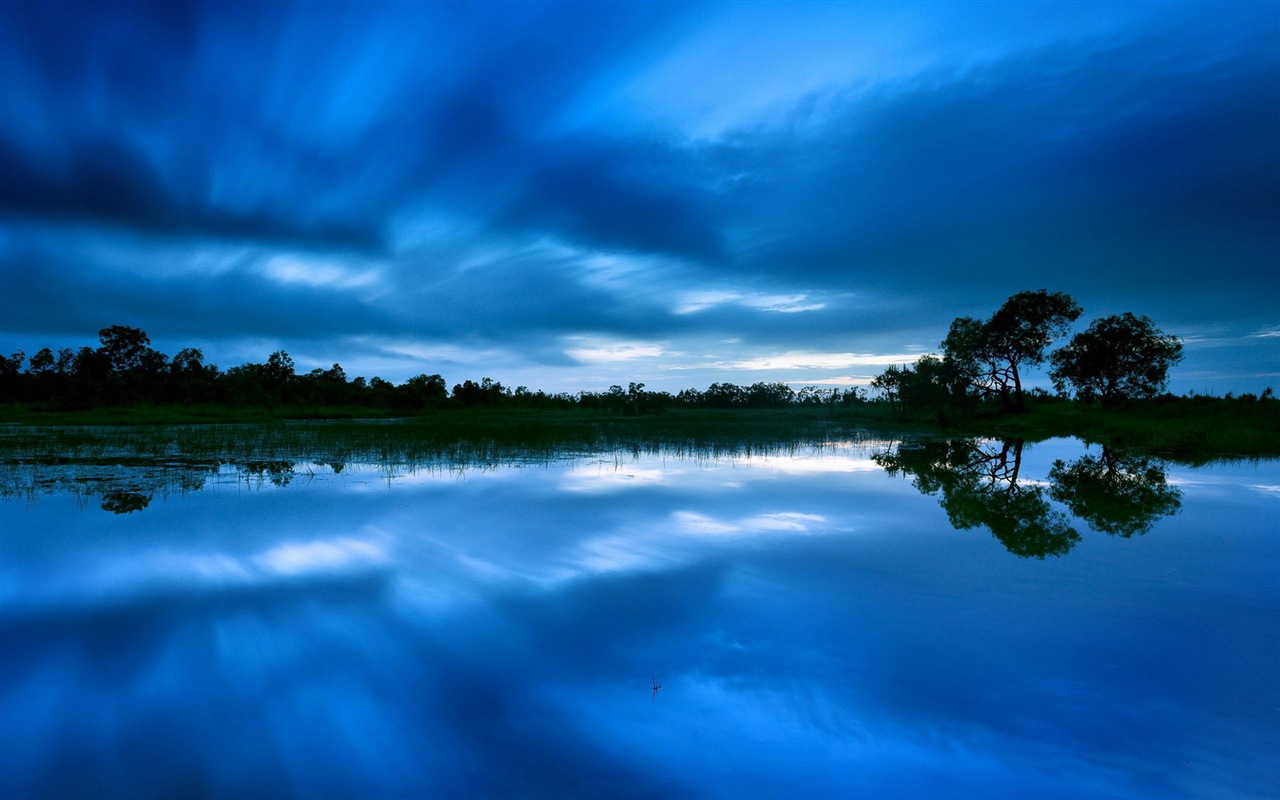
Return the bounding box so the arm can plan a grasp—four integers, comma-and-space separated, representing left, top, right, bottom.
0, 327, 865, 415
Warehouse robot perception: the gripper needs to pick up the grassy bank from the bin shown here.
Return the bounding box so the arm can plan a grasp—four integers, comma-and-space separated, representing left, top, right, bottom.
0, 407, 901, 472
1, 398, 1276, 462
912, 398, 1280, 462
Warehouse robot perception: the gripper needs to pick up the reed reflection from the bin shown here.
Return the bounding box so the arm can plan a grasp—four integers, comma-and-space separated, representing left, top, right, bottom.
874, 439, 1182, 557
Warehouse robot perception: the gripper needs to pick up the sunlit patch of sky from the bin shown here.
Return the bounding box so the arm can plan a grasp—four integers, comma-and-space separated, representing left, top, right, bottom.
0, 0, 1276, 393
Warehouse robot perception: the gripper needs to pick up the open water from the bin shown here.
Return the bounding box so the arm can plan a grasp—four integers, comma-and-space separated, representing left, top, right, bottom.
1, 435, 1277, 798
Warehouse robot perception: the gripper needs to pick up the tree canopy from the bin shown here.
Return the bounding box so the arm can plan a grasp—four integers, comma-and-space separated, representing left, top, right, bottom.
1049, 312, 1183, 405
941, 289, 1082, 411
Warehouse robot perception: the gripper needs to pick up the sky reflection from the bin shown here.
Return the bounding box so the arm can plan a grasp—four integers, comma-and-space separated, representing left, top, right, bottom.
2, 440, 1277, 797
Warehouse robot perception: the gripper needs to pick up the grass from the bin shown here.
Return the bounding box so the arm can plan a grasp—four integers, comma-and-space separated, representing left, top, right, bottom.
902, 398, 1280, 462
0, 408, 903, 508
1, 398, 1276, 464
0, 408, 896, 470
1, 400, 1273, 512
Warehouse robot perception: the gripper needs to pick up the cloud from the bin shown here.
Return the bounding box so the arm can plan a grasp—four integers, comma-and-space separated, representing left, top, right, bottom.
564, 338, 669, 365
674, 289, 826, 315
706, 30, 1280, 316
0, 1, 1275, 392
495, 142, 726, 261
727, 351, 927, 371
0, 136, 389, 252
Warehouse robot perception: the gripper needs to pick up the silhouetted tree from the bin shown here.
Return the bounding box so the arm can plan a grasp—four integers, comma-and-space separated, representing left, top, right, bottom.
452, 377, 507, 407
97, 325, 154, 373
0, 351, 24, 403
167, 348, 218, 404
871, 355, 968, 413
871, 365, 907, 412
942, 290, 1082, 411
746, 381, 796, 408
399, 373, 447, 409
68, 346, 112, 407
1049, 312, 1183, 405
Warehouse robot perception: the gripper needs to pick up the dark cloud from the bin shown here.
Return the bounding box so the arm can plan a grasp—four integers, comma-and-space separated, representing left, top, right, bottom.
0, 137, 387, 252
0, 240, 385, 342
714, 32, 1279, 315
497, 144, 726, 261
0, 1, 1275, 390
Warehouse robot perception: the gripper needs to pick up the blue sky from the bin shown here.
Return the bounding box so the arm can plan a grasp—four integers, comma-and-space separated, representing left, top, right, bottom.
1, 0, 1276, 393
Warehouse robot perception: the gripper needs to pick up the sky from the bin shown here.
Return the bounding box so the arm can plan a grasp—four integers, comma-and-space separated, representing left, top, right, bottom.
0, 0, 1277, 394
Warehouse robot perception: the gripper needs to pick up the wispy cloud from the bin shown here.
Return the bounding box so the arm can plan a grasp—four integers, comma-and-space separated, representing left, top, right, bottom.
726, 352, 926, 371
564, 337, 669, 364
262, 255, 381, 290
674, 290, 826, 315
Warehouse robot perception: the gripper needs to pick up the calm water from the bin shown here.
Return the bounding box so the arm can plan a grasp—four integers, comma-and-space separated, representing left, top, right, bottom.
1, 435, 1277, 798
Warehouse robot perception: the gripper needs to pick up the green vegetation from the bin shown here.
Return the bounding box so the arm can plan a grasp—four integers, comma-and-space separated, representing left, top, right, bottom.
1, 395, 1275, 462
1049, 312, 1184, 406
0, 409, 891, 514
941, 289, 1083, 411
0, 326, 860, 415
925, 396, 1280, 462
872, 290, 1184, 414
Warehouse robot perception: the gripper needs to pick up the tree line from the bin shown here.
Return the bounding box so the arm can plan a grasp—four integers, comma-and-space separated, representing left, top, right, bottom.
871, 289, 1197, 413
1, 292, 1266, 416
0, 326, 863, 413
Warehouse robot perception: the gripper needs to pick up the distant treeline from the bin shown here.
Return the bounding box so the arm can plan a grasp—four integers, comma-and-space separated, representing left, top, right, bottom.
0, 325, 863, 413
6, 291, 1275, 418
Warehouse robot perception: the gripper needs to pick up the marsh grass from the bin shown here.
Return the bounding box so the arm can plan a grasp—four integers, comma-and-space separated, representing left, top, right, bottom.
0, 410, 893, 507
927, 399, 1280, 463
2, 401, 1274, 509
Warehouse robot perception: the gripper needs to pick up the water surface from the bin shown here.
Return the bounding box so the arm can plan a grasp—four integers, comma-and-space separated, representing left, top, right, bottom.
2, 434, 1277, 798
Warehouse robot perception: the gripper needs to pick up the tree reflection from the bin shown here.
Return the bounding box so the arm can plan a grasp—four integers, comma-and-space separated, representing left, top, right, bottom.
876, 439, 1184, 556
0, 457, 298, 512
100, 491, 153, 514
875, 439, 1081, 558
1048, 447, 1182, 537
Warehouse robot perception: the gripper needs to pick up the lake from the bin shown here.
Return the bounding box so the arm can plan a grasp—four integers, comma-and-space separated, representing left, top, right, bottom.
1, 429, 1277, 798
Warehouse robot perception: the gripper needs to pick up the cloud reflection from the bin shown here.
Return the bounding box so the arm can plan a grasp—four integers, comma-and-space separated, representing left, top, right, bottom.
2, 440, 1278, 797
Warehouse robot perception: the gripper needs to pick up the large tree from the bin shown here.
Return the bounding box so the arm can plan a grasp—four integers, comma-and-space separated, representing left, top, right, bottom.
97, 325, 156, 373
1049, 312, 1183, 405
942, 290, 1082, 411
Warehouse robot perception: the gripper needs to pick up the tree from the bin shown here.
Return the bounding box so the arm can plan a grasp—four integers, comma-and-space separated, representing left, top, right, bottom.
872, 355, 967, 413
97, 325, 155, 373
702, 382, 746, 408
452, 377, 506, 407
871, 365, 906, 412
942, 290, 1082, 411
400, 373, 447, 408
168, 348, 216, 405
746, 381, 795, 408
1049, 312, 1183, 405
0, 351, 24, 403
